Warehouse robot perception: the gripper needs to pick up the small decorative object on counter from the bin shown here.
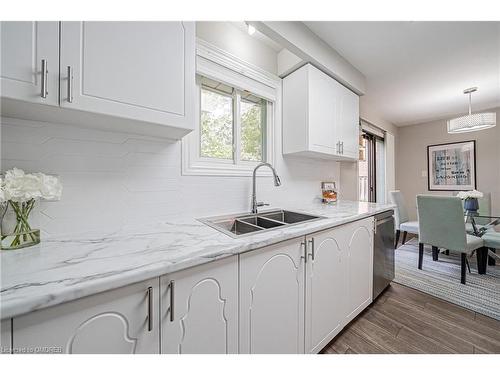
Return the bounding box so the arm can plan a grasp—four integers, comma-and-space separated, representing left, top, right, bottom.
1, 168, 63, 250
321, 181, 338, 204
457, 189, 483, 215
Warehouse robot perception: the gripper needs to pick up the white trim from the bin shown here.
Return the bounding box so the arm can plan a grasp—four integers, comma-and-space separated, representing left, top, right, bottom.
196, 38, 281, 90
182, 40, 280, 177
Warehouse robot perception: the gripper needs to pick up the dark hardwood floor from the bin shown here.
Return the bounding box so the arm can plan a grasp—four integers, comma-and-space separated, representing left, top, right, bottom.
321, 282, 500, 354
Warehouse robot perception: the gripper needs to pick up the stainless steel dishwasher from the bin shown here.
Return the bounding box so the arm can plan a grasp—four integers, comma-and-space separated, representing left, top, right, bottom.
373, 210, 395, 299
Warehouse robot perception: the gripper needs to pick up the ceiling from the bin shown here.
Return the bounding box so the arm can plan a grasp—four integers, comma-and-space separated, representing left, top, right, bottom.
304, 21, 500, 126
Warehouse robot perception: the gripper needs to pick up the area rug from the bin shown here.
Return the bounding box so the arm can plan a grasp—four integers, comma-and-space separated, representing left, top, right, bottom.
394, 238, 500, 320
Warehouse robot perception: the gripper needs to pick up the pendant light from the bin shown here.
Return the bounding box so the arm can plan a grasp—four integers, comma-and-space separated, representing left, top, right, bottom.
447, 87, 496, 134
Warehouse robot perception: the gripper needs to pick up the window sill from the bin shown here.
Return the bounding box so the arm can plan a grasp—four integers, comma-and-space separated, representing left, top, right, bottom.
181, 159, 274, 177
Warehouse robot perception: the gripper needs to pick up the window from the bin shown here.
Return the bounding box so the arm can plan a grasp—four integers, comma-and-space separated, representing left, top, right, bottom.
199, 77, 267, 164
182, 40, 279, 177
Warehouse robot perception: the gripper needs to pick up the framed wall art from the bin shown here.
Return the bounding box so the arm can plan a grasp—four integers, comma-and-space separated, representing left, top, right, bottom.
427, 140, 476, 191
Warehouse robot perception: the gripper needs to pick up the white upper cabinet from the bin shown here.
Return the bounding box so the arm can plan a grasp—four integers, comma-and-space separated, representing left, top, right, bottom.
0, 22, 59, 107
239, 238, 305, 354
1, 21, 195, 140
283, 63, 359, 161
59, 22, 195, 137
160, 256, 238, 354
12, 279, 160, 354
337, 84, 360, 159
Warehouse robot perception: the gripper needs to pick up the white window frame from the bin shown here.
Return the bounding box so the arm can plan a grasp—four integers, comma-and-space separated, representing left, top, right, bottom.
182, 39, 281, 177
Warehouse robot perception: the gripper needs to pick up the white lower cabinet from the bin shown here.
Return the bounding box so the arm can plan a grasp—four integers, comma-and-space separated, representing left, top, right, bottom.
304, 217, 374, 353
1, 320, 12, 354
12, 278, 159, 354
344, 218, 374, 322
160, 256, 238, 354
6, 217, 376, 354
305, 227, 346, 354
239, 238, 305, 354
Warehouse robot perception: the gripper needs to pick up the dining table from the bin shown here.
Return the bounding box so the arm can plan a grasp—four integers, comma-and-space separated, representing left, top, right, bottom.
465, 213, 500, 273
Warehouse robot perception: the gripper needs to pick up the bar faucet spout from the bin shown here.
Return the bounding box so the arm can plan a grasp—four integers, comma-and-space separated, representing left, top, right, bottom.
251, 162, 281, 214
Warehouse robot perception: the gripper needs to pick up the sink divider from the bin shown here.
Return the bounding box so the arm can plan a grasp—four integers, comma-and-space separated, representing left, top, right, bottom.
238, 216, 287, 230
234, 219, 263, 230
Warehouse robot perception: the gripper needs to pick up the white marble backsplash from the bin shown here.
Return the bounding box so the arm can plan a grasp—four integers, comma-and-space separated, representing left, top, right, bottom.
0, 116, 342, 237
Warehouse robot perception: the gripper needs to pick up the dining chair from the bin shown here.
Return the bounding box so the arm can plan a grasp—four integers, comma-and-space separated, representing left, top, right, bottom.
416, 195, 486, 284
389, 190, 419, 248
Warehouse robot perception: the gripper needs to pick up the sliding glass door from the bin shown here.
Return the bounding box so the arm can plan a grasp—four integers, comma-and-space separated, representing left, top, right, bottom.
359, 130, 385, 203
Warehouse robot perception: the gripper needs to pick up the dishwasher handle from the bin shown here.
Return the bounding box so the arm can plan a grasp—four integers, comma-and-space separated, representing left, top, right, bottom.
374, 216, 394, 234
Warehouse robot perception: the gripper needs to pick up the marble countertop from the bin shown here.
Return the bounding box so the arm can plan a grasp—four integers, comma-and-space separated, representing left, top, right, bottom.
0, 200, 394, 319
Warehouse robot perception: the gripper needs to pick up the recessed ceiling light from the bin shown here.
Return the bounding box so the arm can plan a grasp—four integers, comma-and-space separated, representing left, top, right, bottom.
447, 87, 496, 134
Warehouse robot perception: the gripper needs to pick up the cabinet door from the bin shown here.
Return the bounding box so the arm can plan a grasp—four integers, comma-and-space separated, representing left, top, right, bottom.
337, 86, 360, 159
308, 65, 338, 154
240, 238, 305, 354
1, 320, 12, 354
344, 217, 374, 322
13, 279, 159, 354
0, 21, 59, 106
305, 228, 345, 353
160, 256, 238, 354
60, 21, 195, 133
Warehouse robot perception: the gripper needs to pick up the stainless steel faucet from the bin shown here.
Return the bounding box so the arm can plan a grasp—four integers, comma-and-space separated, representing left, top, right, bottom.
251, 162, 281, 214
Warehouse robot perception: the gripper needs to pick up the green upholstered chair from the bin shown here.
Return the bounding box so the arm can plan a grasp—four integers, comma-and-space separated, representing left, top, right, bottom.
389, 190, 419, 248
416, 195, 486, 284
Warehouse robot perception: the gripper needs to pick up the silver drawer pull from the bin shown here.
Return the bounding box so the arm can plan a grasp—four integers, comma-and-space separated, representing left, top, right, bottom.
147, 287, 153, 332
169, 280, 175, 322
300, 240, 307, 263
67, 66, 73, 103
308, 238, 315, 260
41, 59, 48, 98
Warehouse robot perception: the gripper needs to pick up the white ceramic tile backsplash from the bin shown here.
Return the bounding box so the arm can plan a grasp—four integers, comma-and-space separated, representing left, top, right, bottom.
1, 116, 341, 237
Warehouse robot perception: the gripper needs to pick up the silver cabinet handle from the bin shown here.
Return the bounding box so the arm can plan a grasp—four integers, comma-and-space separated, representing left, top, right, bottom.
147, 286, 153, 332
67, 66, 73, 103
308, 238, 315, 260
300, 240, 307, 263
169, 280, 175, 322
40, 59, 48, 98
340, 142, 344, 155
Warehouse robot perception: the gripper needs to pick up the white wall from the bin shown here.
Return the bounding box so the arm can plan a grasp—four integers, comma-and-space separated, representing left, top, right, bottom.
396, 106, 500, 220
196, 22, 278, 75
0, 115, 339, 237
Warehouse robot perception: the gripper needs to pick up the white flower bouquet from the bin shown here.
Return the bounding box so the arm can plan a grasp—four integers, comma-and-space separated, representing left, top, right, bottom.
1, 168, 63, 250
456, 189, 483, 214
456, 190, 484, 200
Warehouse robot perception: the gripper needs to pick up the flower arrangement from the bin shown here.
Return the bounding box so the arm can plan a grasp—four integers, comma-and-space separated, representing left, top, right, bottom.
456, 190, 483, 200
456, 189, 483, 215
1, 168, 62, 250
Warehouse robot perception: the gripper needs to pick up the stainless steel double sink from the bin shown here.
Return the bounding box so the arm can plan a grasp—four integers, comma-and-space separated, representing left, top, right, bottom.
199, 209, 324, 238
